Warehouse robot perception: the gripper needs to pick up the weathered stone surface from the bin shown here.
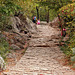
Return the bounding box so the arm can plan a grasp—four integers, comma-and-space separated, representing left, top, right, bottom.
0, 56, 6, 71
10, 39, 15, 44
51, 35, 60, 39
5, 23, 75, 75
73, 64, 75, 68
49, 17, 59, 28
10, 16, 37, 33
6, 53, 15, 59
71, 56, 75, 62
10, 44, 21, 50
10, 17, 20, 33
26, 17, 37, 32
16, 43, 24, 49
0, 34, 6, 39
14, 35, 26, 45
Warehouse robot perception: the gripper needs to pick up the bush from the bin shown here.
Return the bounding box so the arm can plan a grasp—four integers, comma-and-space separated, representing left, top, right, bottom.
0, 37, 9, 59
58, 3, 75, 67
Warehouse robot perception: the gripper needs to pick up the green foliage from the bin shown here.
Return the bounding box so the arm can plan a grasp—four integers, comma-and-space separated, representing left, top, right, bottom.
59, 3, 75, 66
0, 16, 10, 31
0, 0, 21, 16
0, 37, 9, 59
49, 9, 58, 21
0, 0, 22, 31
36, 0, 73, 21
0, 0, 74, 29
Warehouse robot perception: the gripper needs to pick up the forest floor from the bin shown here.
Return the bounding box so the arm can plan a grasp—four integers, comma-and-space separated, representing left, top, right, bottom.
2, 23, 75, 75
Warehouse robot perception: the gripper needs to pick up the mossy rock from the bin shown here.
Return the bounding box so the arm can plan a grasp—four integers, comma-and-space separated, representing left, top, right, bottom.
73, 64, 75, 68
71, 56, 75, 62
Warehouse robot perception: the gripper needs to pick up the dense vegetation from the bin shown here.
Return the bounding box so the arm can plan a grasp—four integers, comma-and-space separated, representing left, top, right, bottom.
0, 34, 9, 59
58, 2, 75, 67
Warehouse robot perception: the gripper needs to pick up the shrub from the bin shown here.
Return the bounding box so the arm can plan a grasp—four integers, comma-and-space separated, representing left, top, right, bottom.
58, 3, 75, 66
0, 36, 9, 59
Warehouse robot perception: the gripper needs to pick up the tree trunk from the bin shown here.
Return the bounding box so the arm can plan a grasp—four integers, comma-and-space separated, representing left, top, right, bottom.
36, 6, 39, 20
58, 15, 63, 36
47, 8, 49, 23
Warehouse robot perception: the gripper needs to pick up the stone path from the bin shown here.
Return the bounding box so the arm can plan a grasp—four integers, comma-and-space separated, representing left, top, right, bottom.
3, 25, 75, 75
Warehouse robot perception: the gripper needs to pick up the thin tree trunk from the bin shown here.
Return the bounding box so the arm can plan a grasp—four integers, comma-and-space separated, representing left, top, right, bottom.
47, 8, 49, 23
36, 6, 39, 19
58, 14, 63, 36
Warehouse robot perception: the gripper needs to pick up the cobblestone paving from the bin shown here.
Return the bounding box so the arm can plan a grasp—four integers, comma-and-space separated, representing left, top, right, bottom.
3, 25, 75, 75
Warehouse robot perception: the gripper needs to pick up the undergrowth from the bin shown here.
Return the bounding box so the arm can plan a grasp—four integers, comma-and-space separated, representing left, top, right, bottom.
0, 34, 9, 60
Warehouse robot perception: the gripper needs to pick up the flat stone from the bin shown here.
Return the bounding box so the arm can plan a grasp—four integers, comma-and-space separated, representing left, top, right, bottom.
33, 72, 38, 75
40, 68, 48, 70
23, 74, 28, 75
30, 67, 40, 70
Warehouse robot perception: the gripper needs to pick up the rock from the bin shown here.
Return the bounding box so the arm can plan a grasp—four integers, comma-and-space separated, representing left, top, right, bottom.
63, 37, 69, 41
10, 44, 21, 50
14, 36, 23, 44
16, 43, 24, 49
0, 55, 6, 71
49, 17, 59, 28
72, 48, 75, 55
71, 56, 75, 62
10, 15, 37, 34
73, 64, 75, 68
0, 34, 6, 39
40, 21, 47, 25
6, 53, 15, 59
23, 74, 28, 75
14, 34, 22, 41
26, 17, 37, 32
10, 39, 15, 44
19, 39, 25, 45
51, 35, 59, 39
10, 17, 20, 33
52, 39, 59, 43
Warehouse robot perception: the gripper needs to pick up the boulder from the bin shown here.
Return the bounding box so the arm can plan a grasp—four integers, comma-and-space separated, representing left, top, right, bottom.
72, 48, 75, 55
10, 15, 37, 34
16, 43, 24, 49
26, 17, 37, 33
10, 17, 20, 33
73, 64, 75, 68
71, 56, 75, 62
0, 55, 6, 71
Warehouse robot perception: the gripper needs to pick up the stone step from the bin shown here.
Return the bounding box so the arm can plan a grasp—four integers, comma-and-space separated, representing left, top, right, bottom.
29, 43, 57, 47
3, 71, 75, 75
23, 73, 55, 75
2, 72, 56, 75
